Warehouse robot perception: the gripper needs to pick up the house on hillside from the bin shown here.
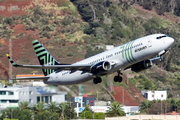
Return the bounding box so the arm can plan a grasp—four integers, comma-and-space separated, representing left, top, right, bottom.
95, 45, 114, 50
141, 90, 167, 101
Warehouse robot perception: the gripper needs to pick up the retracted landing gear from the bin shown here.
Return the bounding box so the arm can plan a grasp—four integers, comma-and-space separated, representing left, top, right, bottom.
93, 77, 102, 84
114, 71, 122, 83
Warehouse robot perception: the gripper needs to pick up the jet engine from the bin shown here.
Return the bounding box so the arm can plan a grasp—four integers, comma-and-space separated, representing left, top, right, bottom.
91, 61, 111, 74
131, 59, 152, 72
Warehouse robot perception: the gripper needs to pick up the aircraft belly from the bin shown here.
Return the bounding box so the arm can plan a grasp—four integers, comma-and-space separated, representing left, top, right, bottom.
46, 71, 93, 85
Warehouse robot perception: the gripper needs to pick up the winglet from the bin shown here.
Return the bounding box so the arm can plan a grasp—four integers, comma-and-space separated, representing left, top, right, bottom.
6, 54, 18, 67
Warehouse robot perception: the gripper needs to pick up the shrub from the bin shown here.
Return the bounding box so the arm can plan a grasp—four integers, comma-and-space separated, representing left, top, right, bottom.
94, 112, 105, 119
80, 111, 93, 119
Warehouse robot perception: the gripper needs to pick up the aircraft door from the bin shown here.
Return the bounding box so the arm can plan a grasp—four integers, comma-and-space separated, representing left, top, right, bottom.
163, 38, 166, 44
148, 36, 152, 47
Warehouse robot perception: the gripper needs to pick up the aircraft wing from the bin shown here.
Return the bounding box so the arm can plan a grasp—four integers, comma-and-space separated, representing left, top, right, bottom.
6, 54, 91, 71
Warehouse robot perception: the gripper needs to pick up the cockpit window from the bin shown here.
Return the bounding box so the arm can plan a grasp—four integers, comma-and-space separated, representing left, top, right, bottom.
156, 35, 167, 39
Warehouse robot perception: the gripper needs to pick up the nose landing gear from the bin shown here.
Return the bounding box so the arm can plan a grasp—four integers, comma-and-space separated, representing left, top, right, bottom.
114, 71, 123, 83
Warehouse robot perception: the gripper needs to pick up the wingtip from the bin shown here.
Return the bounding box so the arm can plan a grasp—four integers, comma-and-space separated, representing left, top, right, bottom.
6, 54, 9, 57
6, 54, 16, 66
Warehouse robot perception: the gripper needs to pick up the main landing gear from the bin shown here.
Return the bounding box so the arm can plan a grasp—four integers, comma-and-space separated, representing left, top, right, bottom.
93, 77, 102, 84
114, 71, 123, 83
93, 71, 123, 84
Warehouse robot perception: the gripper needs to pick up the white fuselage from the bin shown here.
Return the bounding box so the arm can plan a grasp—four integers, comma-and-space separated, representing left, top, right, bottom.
44, 34, 174, 85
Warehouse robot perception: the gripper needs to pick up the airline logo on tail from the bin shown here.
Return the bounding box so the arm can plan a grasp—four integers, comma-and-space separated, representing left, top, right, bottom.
32, 40, 59, 76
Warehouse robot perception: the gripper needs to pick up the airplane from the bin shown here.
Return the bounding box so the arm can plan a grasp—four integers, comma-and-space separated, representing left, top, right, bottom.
7, 34, 174, 85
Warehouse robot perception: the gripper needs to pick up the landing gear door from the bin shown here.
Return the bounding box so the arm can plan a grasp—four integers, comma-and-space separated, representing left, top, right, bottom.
148, 36, 152, 47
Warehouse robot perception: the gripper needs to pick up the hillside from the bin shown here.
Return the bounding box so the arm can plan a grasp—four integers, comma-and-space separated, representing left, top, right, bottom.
1, 0, 180, 103
0, 0, 89, 78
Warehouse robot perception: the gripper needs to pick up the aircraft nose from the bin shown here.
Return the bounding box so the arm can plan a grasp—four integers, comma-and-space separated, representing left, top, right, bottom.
168, 37, 174, 45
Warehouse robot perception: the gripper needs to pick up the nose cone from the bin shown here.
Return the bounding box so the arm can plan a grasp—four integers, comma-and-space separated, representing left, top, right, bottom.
169, 37, 174, 45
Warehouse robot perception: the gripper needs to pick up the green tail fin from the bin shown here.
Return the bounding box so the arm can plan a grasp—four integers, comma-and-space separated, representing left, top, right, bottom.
32, 40, 59, 76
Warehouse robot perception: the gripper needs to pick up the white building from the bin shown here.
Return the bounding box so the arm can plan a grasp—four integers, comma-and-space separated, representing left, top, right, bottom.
0, 86, 37, 110
75, 105, 140, 116
95, 45, 114, 51
36, 86, 67, 104
0, 85, 67, 111
121, 106, 140, 116
142, 90, 167, 101
105, 45, 114, 50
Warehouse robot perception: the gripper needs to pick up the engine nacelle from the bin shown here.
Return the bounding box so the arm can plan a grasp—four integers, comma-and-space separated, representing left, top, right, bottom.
131, 59, 152, 72
91, 61, 112, 74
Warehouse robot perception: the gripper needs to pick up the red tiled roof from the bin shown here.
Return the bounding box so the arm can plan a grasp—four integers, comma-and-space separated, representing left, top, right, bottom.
162, 111, 180, 115
112, 86, 140, 106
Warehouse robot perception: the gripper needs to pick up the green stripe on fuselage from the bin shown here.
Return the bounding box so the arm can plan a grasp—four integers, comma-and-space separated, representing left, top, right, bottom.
120, 41, 136, 64
127, 42, 133, 63
128, 41, 135, 63
124, 42, 131, 63
120, 46, 125, 58
130, 41, 136, 62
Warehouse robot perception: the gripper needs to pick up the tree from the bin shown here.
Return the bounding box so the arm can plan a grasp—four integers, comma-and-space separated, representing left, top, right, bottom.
83, 105, 93, 112
0, 108, 32, 120
34, 110, 59, 120
64, 102, 76, 120
58, 102, 67, 120
143, 17, 163, 34
148, 100, 171, 114
167, 98, 180, 112
140, 100, 151, 114
47, 102, 58, 113
85, 46, 104, 58
142, 1, 153, 10
106, 101, 125, 117
19, 101, 30, 110
34, 102, 45, 113
144, 80, 153, 90
18, 109, 32, 120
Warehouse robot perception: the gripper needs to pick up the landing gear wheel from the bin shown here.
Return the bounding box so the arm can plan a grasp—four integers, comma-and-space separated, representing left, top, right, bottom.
93, 77, 102, 84
114, 76, 118, 82
114, 76, 122, 82
97, 77, 102, 83
93, 79, 98, 84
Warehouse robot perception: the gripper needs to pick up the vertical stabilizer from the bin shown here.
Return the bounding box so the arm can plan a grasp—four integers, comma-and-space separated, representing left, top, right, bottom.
32, 40, 59, 76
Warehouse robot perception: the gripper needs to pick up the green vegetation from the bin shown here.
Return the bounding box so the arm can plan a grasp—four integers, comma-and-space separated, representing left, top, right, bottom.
79, 103, 125, 119
1, 0, 180, 102
129, 75, 155, 90
135, 0, 180, 16
140, 98, 180, 114
71, 0, 180, 98
0, 101, 75, 120
0, 2, 86, 43
106, 101, 125, 117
